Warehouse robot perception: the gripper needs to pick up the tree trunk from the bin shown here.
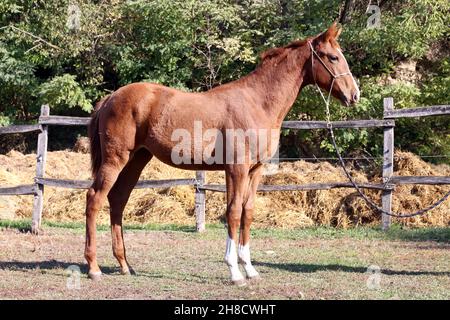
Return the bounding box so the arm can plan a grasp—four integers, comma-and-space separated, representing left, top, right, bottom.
339, 0, 356, 24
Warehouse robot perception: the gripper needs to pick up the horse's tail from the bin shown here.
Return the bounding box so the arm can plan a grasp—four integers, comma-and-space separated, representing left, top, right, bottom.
88, 94, 111, 177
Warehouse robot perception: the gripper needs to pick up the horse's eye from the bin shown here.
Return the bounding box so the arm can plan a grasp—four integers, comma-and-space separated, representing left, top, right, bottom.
329, 55, 338, 62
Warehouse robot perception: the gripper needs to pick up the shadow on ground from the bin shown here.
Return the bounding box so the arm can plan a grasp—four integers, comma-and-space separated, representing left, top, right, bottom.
3, 260, 448, 279
384, 227, 450, 243
253, 261, 450, 276
0, 260, 224, 284
0, 260, 107, 275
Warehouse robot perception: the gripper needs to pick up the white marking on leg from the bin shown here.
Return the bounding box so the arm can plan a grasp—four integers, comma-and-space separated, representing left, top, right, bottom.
224, 236, 245, 282
238, 243, 259, 278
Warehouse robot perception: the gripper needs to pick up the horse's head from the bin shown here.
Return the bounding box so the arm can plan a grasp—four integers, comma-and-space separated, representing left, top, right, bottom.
308, 23, 360, 106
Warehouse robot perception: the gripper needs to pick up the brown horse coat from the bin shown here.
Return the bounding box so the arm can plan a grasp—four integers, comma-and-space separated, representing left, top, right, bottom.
85, 23, 359, 285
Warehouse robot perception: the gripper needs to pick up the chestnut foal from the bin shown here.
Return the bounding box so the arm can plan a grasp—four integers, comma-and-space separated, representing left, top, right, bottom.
85, 23, 359, 285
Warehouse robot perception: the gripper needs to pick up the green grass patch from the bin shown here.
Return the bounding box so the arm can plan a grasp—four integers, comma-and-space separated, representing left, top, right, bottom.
0, 219, 32, 231
44, 220, 199, 232
0, 219, 200, 233
249, 224, 450, 242
0, 219, 448, 242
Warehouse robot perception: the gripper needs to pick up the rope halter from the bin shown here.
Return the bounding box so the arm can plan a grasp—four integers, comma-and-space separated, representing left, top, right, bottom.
307, 40, 354, 128
307, 40, 450, 218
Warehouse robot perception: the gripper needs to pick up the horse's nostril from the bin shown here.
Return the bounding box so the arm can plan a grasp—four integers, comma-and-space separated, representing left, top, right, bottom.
352, 92, 359, 102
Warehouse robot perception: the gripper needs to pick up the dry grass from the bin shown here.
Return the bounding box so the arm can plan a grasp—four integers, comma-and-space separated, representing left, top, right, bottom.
0, 226, 449, 300
0, 149, 449, 228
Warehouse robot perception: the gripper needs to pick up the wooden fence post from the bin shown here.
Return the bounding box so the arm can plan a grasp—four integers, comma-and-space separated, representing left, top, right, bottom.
382, 98, 394, 230
31, 105, 49, 234
195, 171, 206, 232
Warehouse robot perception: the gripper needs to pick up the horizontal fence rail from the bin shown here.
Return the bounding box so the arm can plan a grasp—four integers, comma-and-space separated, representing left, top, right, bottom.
0, 100, 448, 233
390, 176, 450, 185
38, 115, 90, 126
384, 105, 450, 119
200, 182, 392, 193
282, 119, 395, 129
0, 124, 41, 134
0, 184, 37, 195
35, 177, 197, 189
38, 116, 396, 129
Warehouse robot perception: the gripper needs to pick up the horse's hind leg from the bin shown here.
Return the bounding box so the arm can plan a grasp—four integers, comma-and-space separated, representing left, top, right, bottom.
85, 154, 129, 281
239, 164, 263, 280
107, 148, 152, 275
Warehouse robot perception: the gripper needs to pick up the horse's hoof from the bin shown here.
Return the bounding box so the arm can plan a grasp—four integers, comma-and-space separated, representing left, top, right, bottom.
247, 274, 262, 282
88, 271, 102, 281
232, 279, 247, 287
120, 269, 131, 276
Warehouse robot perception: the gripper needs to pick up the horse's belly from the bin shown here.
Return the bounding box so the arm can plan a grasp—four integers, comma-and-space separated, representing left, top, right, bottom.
145, 136, 226, 171
144, 123, 279, 169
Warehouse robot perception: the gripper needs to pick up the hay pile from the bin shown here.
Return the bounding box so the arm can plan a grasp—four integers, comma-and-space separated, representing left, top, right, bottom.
0, 149, 448, 228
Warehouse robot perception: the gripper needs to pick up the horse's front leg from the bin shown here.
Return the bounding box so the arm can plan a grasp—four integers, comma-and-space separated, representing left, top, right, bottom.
239, 164, 263, 280
224, 165, 249, 286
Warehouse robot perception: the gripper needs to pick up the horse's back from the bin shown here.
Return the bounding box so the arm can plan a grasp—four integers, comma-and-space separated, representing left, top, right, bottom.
96, 81, 267, 170
98, 82, 224, 164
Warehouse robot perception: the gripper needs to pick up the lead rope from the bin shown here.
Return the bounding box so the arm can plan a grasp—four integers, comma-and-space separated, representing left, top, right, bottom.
308, 41, 450, 218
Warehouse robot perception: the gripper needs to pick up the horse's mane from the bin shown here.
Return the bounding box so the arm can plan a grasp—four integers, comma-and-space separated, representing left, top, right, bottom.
259, 39, 309, 65
259, 28, 341, 65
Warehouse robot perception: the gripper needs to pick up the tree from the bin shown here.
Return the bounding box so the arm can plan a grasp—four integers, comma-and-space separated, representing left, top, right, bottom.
0, 0, 448, 162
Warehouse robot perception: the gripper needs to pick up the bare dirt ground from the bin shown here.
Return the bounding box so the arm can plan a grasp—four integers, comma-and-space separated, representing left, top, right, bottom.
0, 225, 449, 300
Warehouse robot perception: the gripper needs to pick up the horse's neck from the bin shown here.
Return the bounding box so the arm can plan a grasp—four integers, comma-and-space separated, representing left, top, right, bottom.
248, 47, 309, 128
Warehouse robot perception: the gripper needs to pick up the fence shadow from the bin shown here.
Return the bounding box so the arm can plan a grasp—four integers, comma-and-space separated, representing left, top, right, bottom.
253, 261, 450, 276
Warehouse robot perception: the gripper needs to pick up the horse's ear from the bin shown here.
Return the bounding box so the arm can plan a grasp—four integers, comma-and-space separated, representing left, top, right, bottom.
324, 22, 341, 41
335, 24, 342, 39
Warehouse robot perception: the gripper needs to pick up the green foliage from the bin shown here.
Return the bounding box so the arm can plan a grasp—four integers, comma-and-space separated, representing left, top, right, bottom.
116, 0, 192, 88
0, 0, 448, 162
39, 74, 92, 112
0, 41, 39, 121
341, 0, 450, 75
0, 113, 10, 126
422, 58, 450, 104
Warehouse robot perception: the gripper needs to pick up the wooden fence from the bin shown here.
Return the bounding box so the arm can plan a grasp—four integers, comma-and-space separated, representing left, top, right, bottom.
0, 98, 449, 234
